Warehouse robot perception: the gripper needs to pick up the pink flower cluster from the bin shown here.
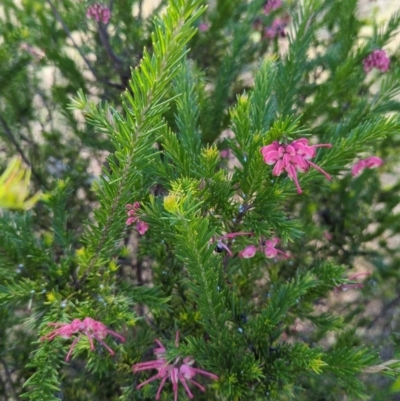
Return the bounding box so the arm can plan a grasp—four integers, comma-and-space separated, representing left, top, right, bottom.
126, 202, 149, 235
239, 238, 289, 259
261, 138, 332, 194
363, 50, 390, 73
86, 3, 111, 24
351, 156, 383, 177
133, 332, 218, 401
41, 317, 125, 361
264, 0, 282, 15
264, 18, 286, 39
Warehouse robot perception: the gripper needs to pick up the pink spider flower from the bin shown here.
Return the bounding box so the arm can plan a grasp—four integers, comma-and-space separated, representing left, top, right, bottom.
86, 3, 111, 24
213, 232, 254, 256
264, 18, 286, 39
351, 156, 383, 177
261, 138, 332, 194
363, 50, 390, 73
264, 0, 282, 15
133, 332, 218, 401
334, 272, 370, 294
238, 245, 257, 259
41, 317, 125, 361
264, 238, 289, 259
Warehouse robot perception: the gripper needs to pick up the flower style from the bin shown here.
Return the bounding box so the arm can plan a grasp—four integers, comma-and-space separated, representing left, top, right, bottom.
264, 18, 286, 39
334, 272, 370, 294
213, 232, 254, 255
136, 220, 149, 235
351, 156, 383, 177
363, 50, 390, 73
264, 238, 289, 259
261, 138, 332, 194
126, 202, 149, 235
264, 0, 282, 15
133, 332, 218, 401
86, 3, 111, 24
41, 317, 125, 361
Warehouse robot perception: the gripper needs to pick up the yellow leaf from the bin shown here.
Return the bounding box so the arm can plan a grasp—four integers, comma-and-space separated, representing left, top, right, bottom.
0, 157, 42, 210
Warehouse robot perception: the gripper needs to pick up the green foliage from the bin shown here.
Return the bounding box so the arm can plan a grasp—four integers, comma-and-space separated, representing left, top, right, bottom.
1, 0, 400, 400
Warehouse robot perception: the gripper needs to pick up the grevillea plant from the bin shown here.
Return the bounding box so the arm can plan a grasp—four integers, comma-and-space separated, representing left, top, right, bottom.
1, 0, 400, 400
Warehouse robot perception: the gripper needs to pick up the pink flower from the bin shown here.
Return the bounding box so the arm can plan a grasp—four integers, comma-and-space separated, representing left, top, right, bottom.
261, 138, 332, 194
199, 22, 209, 32
219, 149, 231, 158
264, 238, 289, 259
351, 156, 383, 177
86, 3, 111, 24
126, 202, 149, 234
363, 50, 390, 73
133, 332, 218, 401
334, 272, 370, 293
126, 202, 140, 215
126, 203, 139, 225
136, 220, 149, 235
239, 245, 257, 258
41, 317, 125, 361
264, 0, 282, 14
126, 216, 137, 225
264, 18, 286, 39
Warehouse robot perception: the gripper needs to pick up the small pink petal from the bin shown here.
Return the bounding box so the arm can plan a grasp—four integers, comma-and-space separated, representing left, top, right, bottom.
265, 238, 279, 247
180, 364, 196, 379
126, 216, 137, 225
364, 156, 383, 169
265, 247, 278, 258
260, 142, 279, 157
199, 22, 209, 32
351, 160, 366, 177
219, 149, 230, 158
272, 159, 286, 176
136, 220, 149, 235
286, 164, 303, 194
238, 245, 257, 259
264, 149, 280, 165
